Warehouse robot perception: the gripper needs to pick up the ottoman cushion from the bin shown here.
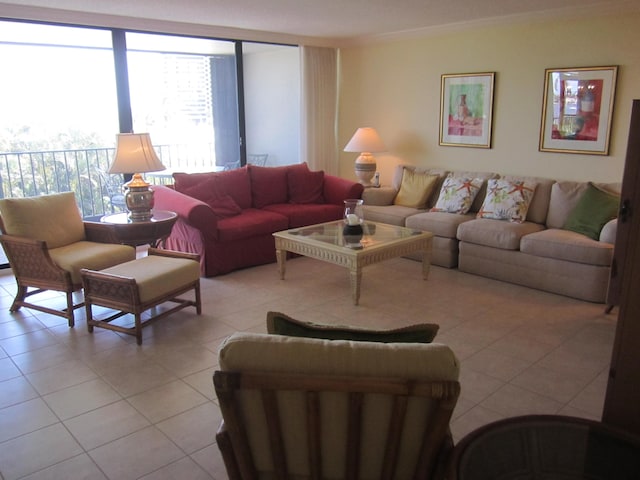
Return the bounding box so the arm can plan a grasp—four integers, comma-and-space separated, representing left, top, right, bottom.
100, 255, 200, 303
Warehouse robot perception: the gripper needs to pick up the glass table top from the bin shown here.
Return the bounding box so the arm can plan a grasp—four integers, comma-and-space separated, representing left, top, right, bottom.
282, 220, 426, 250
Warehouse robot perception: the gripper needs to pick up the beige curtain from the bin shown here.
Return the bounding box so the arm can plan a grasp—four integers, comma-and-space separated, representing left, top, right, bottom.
300, 46, 339, 174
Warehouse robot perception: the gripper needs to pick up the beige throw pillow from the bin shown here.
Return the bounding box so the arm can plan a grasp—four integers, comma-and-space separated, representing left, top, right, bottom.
394, 169, 439, 208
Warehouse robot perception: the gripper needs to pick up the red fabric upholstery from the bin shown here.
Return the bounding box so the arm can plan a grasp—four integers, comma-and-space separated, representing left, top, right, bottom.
154, 165, 363, 276
264, 203, 342, 228
174, 167, 252, 209
324, 175, 365, 205
248, 165, 289, 208
181, 183, 242, 219
288, 164, 325, 204
216, 209, 289, 242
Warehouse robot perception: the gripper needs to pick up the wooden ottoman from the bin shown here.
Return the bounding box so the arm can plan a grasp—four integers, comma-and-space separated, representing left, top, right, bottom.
81, 248, 201, 345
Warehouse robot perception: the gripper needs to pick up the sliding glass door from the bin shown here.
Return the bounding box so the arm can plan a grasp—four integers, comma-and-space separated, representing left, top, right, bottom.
125, 32, 240, 172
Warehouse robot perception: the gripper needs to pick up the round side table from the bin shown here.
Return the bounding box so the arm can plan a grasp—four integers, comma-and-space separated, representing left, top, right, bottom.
100, 210, 178, 247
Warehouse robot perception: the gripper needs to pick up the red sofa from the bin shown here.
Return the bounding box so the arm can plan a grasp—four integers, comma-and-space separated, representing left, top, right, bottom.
153, 163, 364, 276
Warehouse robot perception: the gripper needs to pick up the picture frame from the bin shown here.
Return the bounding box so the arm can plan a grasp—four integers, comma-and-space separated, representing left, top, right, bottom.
539, 66, 618, 155
439, 72, 495, 148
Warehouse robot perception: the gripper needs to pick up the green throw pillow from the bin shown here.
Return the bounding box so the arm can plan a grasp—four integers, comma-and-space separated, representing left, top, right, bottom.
266, 311, 439, 343
562, 182, 620, 240
563, 182, 619, 240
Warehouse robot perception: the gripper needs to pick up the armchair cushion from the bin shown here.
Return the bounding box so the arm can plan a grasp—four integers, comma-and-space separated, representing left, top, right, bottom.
266, 311, 439, 343
219, 331, 459, 383
50, 241, 136, 284
0, 192, 85, 248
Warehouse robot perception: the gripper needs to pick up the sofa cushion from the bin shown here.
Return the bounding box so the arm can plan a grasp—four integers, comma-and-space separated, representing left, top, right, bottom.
266, 311, 439, 343
392, 165, 449, 208
431, 177, 483, 214
361, 205, 422, 226
563, 182, 620, 240
180, 183, 242, 219
394, 169, 440, 208
500, 175, 554, 224
546, 181, 589, 228
264, 203, 343, 228
406, 211, 475, 238
457, 218, 545, 250
288, 163, 324, 204
174, 167, 253, 210
248, 165, 289, 208
477, 179, 537, 223
216, 208, 289, 242
521, 228, 614, 266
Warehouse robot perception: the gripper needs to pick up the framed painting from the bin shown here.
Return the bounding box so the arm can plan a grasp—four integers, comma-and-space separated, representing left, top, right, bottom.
539, 66, 618, 155
439, 72, 495, 148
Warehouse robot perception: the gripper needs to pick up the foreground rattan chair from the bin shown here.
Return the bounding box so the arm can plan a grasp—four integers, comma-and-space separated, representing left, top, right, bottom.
214, 332, 460, 480
447, 415, 640, 479
0, 192, 135, 326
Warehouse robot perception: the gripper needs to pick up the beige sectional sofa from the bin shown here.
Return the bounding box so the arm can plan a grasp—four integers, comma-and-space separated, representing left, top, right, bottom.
362, 165, 619, 302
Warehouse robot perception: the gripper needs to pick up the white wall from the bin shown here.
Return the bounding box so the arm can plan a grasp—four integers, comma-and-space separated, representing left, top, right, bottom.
339, 12, 640, 185
243, 45, 300, 166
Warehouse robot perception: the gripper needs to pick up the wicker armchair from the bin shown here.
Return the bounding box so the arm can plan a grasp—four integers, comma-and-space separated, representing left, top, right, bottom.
0, 192, 135, 327
214, 332, 460, 480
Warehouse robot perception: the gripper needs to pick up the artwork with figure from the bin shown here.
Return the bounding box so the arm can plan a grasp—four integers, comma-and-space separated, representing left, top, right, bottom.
447, 86, 485, 137
440, 72, 494, 148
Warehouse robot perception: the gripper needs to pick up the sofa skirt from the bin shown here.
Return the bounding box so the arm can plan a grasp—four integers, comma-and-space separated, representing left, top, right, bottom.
458, 242, 610, 303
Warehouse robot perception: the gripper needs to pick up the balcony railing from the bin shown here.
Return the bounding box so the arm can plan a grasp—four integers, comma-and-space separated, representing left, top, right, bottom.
0, 144, 217, 218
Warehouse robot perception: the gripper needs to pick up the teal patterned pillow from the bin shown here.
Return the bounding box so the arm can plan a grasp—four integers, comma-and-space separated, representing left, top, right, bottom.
431, 177, 483, 214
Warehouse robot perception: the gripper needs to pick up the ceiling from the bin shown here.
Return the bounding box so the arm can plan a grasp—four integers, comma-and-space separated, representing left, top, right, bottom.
1, 0, 638, 45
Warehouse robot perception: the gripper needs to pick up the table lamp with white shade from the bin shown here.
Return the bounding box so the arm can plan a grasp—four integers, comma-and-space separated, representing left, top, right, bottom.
343, 127, 386, 187
108, 133, 165, 222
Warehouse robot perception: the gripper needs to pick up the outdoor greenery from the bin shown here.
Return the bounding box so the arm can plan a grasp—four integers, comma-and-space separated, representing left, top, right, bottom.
0, 126, 119, 217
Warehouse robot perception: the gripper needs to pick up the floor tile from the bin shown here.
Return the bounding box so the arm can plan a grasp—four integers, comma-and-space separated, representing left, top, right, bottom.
88, 426, 184, 480
64, 399, 150, 450
0, 423, 84, 480
19, 454, 108, 480
0, 397, 58, 443
156, 401, 221, 454
0, 259, 621, 479
127, 379, 209, 424
43, 378, 123, 420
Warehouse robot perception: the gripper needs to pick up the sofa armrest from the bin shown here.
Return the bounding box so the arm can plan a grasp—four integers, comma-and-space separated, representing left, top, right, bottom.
600, 218, 617, 244
153, 185, 219, 241
362, 186, 397, 206
323, 175, 364, 205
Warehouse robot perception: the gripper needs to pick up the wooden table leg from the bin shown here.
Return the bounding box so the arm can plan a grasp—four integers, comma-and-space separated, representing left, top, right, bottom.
276, 248, 286, 280
422, 241, 432, 280
350, 267, 362, 305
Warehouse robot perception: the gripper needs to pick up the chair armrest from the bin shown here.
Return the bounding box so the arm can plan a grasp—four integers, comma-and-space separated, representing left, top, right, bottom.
153, 185, 219, 241
147, 247, 200, 262
0, 234, 71, 285
216, 420, 243, 480
362, 186, 397, 206
323, 175, 364, 205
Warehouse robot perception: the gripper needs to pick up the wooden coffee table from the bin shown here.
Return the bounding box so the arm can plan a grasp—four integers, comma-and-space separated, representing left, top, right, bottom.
273, 220, 433, 305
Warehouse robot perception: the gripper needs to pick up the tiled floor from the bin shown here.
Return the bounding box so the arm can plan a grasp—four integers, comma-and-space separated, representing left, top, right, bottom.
0, 255, 616, 479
